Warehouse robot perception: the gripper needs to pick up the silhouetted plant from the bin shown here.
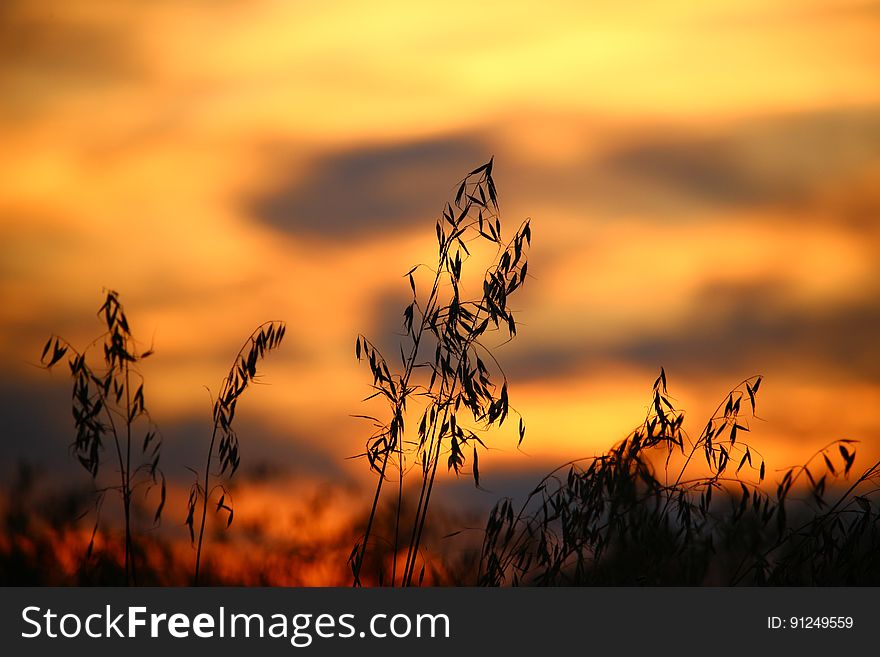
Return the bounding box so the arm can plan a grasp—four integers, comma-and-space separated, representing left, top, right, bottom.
40, 290, 164, 585
187, 321, 286, 585
41, 290, 286, 585
479, 370, 880, 585
350, 158, 531, 586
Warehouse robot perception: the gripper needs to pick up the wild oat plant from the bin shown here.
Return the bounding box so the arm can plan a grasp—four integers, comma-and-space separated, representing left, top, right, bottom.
350, 158, 532, 586
187, 321, 285, 584
42, 290, 286, 585
480, 370, 880, 585
41, 290, 165, 585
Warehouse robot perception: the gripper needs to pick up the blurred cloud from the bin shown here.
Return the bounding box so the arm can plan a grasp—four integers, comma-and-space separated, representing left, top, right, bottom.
0, 0, 143, 117
610, 279, 880, 379
247, 136, 488, 239
600, 135, 786, 208
503, 278, 880, 383
505, 107, 880, 220
242, 106, 880, 252
596, 108, 880, 209
0, 376, 350, 488
791, 0, 880, 21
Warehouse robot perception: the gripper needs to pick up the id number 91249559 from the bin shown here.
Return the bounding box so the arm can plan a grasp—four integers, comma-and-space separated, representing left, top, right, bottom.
767, 616, 854, 630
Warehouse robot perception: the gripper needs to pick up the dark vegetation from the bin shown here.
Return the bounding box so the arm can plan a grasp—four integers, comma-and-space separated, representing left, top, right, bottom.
187, 321, 285, 584
3, 160, 878, 585
480, 371, 880, 585
349, 158, 531, 586
38, 290, 285, 585
39, 291, 165, 585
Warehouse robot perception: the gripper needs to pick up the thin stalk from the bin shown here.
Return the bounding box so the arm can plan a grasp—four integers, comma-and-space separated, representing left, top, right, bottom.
109, 411, 130, 585
191, 321, 285, 586
353, 450, 390, 587
123, 359, 134, 585
404, 403, 449, 586
42, 293, 166, 587
404, 306, 486, 586
355, 168, 522, 587
93, 367, 130, 585
392, 442, 403, 586
401, 299, 461, 586
402, 400, 444, 584
404, 227, 518, 585
352, 258, 445, 586
193, 424, 219, 585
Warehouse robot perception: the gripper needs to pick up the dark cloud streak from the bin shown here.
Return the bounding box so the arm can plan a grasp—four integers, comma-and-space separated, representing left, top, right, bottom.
595, 108, 880, 210
502, 280, 880, 383
0, 378, 349, 487
0, 1, 144, 119
248, 136, 488, 240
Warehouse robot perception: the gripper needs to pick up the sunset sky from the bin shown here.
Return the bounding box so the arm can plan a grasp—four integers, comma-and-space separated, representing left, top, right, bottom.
1, 0, 879, 581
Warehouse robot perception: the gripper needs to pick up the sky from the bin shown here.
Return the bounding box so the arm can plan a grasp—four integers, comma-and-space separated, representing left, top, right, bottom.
1, 0, 879, 581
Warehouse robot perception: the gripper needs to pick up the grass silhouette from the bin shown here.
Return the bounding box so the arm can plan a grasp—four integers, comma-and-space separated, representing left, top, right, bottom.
40, 290, 285, 585
349, 158, 531, 586
479, 370, 880, 585
40, 290, 164, 585
187, 321, 286, 585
